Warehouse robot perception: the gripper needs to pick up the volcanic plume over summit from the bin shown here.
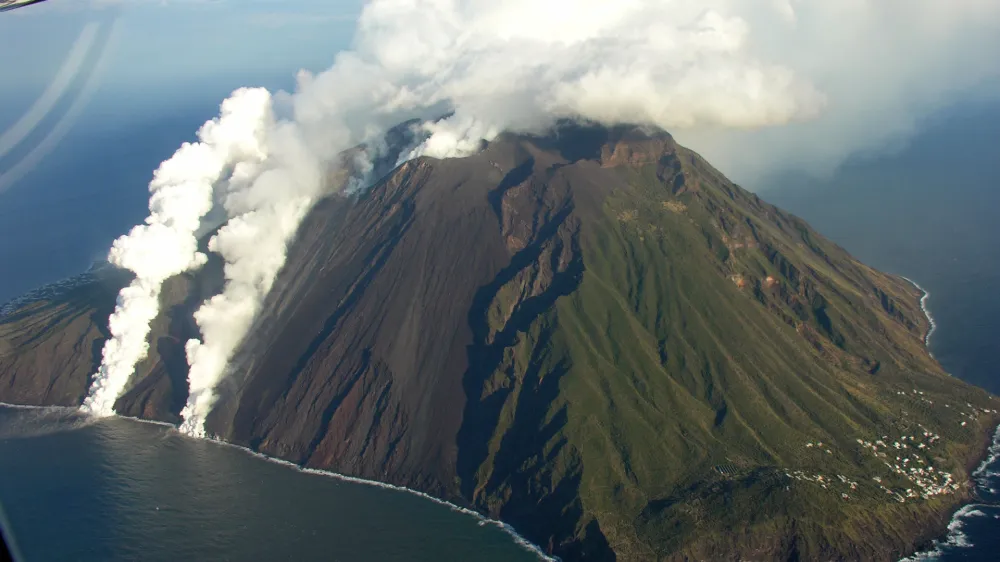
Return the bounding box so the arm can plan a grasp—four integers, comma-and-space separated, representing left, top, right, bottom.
76, 0, 1000, 429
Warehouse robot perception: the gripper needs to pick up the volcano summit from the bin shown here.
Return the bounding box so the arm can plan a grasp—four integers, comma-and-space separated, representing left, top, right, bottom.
1, 124, 997, 561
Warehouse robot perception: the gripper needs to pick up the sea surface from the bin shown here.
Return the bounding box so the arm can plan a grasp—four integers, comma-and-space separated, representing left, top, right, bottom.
0, 406, 543, 562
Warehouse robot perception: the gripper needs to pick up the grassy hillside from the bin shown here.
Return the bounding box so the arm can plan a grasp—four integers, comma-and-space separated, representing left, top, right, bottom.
458, 132, 1000, 559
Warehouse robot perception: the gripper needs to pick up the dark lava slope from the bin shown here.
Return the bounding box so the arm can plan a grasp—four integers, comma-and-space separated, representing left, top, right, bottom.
2, 124, 998, 561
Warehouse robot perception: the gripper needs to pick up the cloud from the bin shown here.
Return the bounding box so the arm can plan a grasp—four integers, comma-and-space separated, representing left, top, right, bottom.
671, 0, 1000, 181
289, 0, 828, 160
82, 87, 272, 417
280, 0, 1000, 180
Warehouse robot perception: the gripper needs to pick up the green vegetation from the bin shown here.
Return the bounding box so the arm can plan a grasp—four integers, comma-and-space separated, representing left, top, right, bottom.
461, 138, 999, 560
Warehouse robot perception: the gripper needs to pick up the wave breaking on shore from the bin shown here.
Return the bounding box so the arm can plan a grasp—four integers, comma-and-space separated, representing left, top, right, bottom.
0, 403, 557, 561
973, 425, 1000, 490
902, 276, 938, 352
0, 402, 99, 438
200, 435, 560, 562
899, 420, 1000, 561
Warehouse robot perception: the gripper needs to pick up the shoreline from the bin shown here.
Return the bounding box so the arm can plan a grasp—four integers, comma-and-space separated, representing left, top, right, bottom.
0, 401, 557, 562
901, 276, 938, 351
901, 425, 1000, 561
207, 437, 559, 562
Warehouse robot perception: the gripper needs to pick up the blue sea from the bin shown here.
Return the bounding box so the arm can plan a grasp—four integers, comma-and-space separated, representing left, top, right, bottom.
0, 86, 998, 560
0, 406, 544, 562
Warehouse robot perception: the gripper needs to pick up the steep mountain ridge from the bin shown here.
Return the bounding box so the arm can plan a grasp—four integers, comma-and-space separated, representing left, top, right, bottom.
1, 124, 997, 561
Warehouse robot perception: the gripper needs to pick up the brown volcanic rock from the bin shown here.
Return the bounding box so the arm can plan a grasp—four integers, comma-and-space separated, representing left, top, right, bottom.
113, 270, 222, 423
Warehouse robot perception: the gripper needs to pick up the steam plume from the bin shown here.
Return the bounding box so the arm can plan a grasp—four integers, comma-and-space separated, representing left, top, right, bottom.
179, 123, 322, 436
287, 0, 1000, 175
80, 88, 272, 416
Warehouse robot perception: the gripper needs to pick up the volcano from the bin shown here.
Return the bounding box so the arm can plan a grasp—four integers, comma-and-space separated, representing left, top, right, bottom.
2, 123, 997, 561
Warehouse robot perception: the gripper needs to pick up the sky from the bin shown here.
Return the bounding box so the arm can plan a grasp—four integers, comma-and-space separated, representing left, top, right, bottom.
0, 0, 364, 110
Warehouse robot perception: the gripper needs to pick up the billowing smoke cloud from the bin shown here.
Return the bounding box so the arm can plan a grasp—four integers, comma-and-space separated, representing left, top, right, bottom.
286, 0, 830, 161
90, 0, 1000, 427
80, 88, 271, 416
290, 0, 1000, 178
179, 123, 322, 437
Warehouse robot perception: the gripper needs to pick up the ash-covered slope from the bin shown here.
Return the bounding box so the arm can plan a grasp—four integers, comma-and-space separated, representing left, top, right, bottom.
2, 124, 998, 561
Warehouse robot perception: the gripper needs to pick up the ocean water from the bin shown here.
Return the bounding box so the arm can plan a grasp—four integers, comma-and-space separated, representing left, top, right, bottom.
0, 406, 544, 562
766, 101, 1000, 396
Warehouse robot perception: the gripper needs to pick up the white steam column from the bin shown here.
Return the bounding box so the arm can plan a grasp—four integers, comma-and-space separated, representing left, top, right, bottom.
80, 88, 273, 417
180, 122, 323, 438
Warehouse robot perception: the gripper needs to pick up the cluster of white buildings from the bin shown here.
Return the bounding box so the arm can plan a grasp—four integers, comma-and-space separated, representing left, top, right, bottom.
785, 470, 832, 489
804, 441, 834, 455
856, 431, 959, 501
782, 470, 859, 497
959, 403, 998, 425
785, 391, 1000, 503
